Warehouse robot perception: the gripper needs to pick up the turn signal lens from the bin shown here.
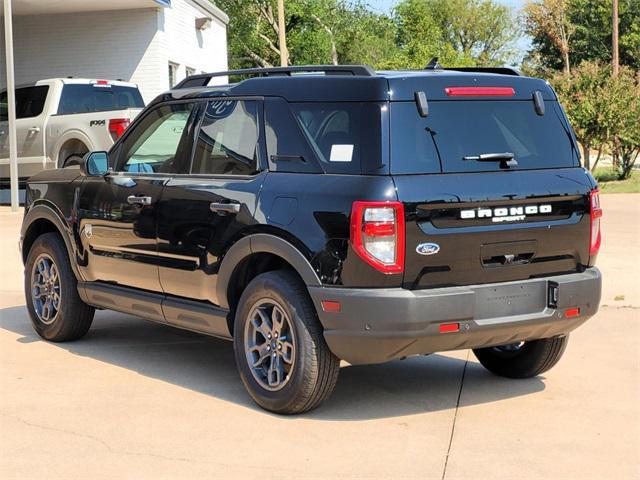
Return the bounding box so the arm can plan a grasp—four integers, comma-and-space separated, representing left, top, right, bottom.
350, 201, 405, 274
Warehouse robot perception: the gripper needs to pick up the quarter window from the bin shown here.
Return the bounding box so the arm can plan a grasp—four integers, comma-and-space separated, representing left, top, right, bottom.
117, 103, 194, 173
0, 86, 49, 121
191, 100, 259, 175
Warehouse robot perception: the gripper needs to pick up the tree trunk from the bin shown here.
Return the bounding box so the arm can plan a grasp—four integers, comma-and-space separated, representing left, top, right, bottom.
562, 47, 570, 76
582, 141, 590, 170
613, 0, 620, 77
277, 0, 289, 66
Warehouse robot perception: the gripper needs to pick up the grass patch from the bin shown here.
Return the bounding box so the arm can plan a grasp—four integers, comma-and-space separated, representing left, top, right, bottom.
593, 168, 640, 194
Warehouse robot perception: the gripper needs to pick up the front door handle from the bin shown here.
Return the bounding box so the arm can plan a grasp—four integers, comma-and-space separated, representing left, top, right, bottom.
127, 195, 152, 205
210, 202, 240, 215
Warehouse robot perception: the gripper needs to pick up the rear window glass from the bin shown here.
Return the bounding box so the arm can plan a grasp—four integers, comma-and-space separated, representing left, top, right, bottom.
290, 102, 383, 174
58, 84, 144, 115
0, 86, 49, 121
391, 101, 578, 174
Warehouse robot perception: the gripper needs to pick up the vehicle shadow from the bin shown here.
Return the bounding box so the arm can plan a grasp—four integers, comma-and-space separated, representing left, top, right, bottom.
0, 305, 545, 420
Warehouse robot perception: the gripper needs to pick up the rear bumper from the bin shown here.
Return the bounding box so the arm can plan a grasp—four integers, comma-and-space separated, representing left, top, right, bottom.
308, 268, 601, 365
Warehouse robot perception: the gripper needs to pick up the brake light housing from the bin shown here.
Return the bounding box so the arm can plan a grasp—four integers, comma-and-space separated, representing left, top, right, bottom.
350, 201, 405, 274
445, 86, 515, 96
108, 118, 131, 141
589, 189, 603, 257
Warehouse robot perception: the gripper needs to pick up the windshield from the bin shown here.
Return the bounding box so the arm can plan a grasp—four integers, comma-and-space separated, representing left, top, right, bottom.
390, 100, 578, 174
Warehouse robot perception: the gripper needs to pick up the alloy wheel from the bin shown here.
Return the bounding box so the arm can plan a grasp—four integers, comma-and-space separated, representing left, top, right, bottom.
244, 299, 296, 391
31, 253, 61, 325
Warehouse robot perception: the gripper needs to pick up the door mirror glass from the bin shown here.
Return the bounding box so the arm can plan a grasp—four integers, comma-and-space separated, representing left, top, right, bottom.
80, 151, 109, 176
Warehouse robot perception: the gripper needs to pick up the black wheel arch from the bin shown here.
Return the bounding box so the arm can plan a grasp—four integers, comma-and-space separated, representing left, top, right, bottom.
217, 233, 321, 312
21, 203, 84, 281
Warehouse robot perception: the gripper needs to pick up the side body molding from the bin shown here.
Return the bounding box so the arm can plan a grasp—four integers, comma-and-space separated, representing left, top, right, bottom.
216, 233, 321, 309
21, 202, 84, 281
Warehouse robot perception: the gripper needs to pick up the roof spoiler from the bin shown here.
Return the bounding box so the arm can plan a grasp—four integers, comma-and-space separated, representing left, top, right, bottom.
424, 57, 521, 76
174, 65, 376, 89
444, 67, 522, 76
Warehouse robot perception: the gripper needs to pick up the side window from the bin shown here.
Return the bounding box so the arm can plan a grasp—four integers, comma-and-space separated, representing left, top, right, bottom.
116, 103, 194, 173
0, 86, 49, 121
191, 100, 259, 175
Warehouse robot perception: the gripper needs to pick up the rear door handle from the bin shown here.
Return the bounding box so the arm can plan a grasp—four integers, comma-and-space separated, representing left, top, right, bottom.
210, 202, 240, 215
28, 127, 41, 134
127, 195, 152, 205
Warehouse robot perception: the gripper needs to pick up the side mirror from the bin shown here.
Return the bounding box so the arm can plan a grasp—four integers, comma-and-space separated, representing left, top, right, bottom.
80, 151, 109, 176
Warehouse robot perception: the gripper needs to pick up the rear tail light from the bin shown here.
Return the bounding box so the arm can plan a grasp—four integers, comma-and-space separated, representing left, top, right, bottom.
108, 118, 131, 141
445, 86, 515, 96
589, 189, 603, 257
350, 201, 405, 274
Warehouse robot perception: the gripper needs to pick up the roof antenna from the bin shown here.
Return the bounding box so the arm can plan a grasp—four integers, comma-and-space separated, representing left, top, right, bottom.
425, 57, 443, 70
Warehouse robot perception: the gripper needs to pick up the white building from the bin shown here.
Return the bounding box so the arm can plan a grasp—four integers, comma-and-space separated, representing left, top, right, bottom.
1, 0, 229, 103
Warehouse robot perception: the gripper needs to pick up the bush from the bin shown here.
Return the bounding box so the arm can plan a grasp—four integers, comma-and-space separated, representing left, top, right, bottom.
550, 62, 640, 179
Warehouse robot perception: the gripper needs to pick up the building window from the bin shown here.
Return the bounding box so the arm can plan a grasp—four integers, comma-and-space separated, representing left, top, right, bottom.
168, 62, 179, 87
186, 67, 196, 78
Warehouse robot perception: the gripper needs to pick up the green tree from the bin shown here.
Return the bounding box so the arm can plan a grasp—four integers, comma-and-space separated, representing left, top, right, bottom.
551, 62, 640, 178
392, 0, 520, 68
524, 0, 640, 74
216, 0, 399, 69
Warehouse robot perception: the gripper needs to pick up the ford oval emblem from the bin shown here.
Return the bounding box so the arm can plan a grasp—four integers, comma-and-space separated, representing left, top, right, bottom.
416, 243, 440, 256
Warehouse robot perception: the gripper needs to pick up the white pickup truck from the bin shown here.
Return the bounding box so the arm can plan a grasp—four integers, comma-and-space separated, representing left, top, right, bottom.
0, 78, 144, 184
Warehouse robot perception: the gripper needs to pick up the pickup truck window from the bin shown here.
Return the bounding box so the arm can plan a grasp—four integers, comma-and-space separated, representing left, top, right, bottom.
191, 100, 259, 175
0, 86, 49, 121
116, 103, 194, 173
57, 84, 144, 115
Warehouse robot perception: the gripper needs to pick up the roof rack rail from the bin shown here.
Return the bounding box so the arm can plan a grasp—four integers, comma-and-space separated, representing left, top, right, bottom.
174, 64, 376, 89
444, 67, 522, 76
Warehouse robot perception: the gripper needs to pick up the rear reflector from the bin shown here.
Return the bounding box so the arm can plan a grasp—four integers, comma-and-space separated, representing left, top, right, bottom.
321, 301, 341, 313
439, 323, 460, 333
108, 118, 131, 141
445, 86, 515, 97
564, 308, 580, 318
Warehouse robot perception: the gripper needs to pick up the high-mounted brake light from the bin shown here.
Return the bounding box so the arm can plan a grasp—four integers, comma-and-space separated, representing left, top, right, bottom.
445, 86, 515, 97
589, 189, 603, 257
350, 201, 405, 274
108, 118, 131, 141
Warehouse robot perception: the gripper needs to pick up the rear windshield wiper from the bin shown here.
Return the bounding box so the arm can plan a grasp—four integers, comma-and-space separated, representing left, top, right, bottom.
463, 152, 518, 168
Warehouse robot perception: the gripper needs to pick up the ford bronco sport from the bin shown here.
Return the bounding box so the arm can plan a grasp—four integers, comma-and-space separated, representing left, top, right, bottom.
20, 65, 602, 414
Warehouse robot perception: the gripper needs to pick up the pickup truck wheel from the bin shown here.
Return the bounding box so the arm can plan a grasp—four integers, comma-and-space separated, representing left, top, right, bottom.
472, 336, 569, 378
233, 270, 340, 414
62, 154, 84, 168
24, 233, 94, 342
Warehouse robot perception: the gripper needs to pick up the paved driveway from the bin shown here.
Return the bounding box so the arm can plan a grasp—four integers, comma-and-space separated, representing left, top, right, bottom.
1, 195, 638, 479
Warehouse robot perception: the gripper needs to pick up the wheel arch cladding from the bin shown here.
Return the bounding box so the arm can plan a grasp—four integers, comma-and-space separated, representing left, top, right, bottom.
217, 233, 322, 312
21, 205, 82, 280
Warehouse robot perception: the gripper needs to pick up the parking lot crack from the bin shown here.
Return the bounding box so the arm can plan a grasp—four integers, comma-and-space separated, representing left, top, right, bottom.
441, 350, 469, 480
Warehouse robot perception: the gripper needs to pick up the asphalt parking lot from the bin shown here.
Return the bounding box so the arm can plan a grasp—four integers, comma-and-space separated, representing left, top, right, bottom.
1, 194, 638, 480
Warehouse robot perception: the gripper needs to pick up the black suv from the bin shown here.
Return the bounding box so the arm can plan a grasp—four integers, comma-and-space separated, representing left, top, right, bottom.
20, 65, 602, 414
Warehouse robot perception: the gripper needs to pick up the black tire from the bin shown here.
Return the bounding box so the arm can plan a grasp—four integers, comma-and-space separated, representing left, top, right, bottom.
233, 270, 340, 414
473, 336, 569, 379
62, 154, 84, 168
24, 232, 94, 342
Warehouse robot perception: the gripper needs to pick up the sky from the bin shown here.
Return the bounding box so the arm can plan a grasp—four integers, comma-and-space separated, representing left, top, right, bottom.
365, 0, 533, 65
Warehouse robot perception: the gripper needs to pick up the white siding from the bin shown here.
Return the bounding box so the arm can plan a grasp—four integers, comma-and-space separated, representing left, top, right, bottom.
0, 0, 229, 103
1, 9, 162, 102
157, 0, 228, 90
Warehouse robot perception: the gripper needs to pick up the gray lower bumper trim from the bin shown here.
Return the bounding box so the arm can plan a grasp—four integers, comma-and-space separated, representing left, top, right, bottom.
308, 268, 601, 365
